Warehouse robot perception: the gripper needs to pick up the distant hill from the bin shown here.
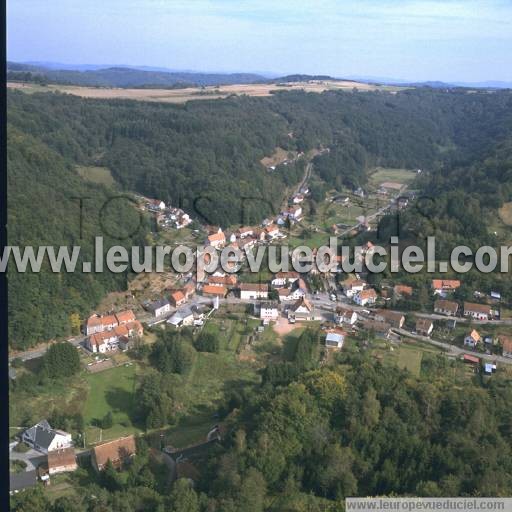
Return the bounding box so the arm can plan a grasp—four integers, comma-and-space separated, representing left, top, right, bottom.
7, 61, 266, 88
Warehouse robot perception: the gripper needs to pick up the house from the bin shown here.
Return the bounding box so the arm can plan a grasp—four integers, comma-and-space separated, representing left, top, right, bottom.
277, 288, 294, 302
360, 319, 391, 339
146, 199, 166, 211
85, 313, 118, 335
432, 279, 461, 295
464, 329, 482, 348
207, 229, 226, 249
288, 297, 314, 321
170, 290, 186, 308
166, 307, 195, 328
292, 193, 304, 204
147, 298, 172, 317
92, 435, 137, 472
354, 288, 377, 307
240, 283, 268, 300
260, 301, 280, 322
115, 310, 136, 325
484, 362, 497, 375
21, 420, 72, 454
10, 470, 37, 494
325, 331, 346, 350
202, 284, 227, 298
289, 205, 303, 220
394, 284, 413, 298
464, 302, 491, 321
265, 224, 280, 239
434, 299, 459, 317
416, 318, 434, 337
499, 335, 512, 358
47, 447, 77, 475
374, 310, 405, 329
271, 271, 299, 288
87, 321, 143, 353
343, 278, 366, 298
335, 306, 358, 326
87, 330, 119, 353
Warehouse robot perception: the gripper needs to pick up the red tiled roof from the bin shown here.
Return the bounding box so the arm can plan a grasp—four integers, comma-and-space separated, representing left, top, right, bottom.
93, 436, 136, 469
202, 285, 227, 296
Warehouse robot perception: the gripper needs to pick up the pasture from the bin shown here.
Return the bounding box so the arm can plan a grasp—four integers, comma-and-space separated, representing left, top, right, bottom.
8, 79, 404, 104
76, 165, 116, 187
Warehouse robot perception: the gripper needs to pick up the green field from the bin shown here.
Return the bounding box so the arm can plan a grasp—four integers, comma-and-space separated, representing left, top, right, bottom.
83, 363, 142, 443
76, 165, 116, 186
368, 167, 417, 187
395, 345, 423, 376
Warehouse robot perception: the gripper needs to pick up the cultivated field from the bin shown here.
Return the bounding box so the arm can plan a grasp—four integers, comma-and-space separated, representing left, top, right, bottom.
8, 79, 404, 104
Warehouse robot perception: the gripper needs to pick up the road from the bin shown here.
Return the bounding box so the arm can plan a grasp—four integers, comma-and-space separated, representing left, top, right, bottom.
9, 335, 87, 363
394, 328, 512, 366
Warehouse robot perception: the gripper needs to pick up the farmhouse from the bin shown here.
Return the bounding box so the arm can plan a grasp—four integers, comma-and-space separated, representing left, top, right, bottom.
92, 435, 137, 472
325, 331, 346, 350
21, 420, 72, 454
464, 329, 482, 348
240, 283, 269, 300
260, 301, 280, 322
432, 279, 461, 295
354, 288, 377, 307
464, 302, 491, 321
499, 335, 512, 358
47, 447, 77, 475
335, 306, 358, 326
147, 298, 172, 317
434, 299, 459, 317
374, 310, 405, 329
288, 297, 314, 321
416, 318, 434, 337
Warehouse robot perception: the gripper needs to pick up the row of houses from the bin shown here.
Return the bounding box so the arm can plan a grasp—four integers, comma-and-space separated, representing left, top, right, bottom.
434, 299, 497, 321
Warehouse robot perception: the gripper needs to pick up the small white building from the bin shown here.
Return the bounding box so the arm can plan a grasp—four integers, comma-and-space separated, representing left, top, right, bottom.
335, 307, 358, 326
260, 302, 279, 322
343, 279, 366, 298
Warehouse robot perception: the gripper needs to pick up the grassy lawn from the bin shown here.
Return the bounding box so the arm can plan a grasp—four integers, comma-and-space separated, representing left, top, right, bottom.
83, 362, 142, 444
395, 345, 423, 376
75, 165, 116, 187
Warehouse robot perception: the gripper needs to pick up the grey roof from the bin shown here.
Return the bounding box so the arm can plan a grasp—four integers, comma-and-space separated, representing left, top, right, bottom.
147, 298, 170, 312
23, 420, 56, 451
10, 470, 37, 492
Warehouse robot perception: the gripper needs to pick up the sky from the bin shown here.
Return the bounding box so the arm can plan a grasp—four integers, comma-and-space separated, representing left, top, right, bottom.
7, 0, 512, 82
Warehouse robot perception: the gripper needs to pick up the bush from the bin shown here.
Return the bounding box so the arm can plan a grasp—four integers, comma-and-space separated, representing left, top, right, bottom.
14, 442, 31, 453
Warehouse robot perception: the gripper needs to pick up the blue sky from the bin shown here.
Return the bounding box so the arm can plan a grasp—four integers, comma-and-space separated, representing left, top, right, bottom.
7, 0, 512, 82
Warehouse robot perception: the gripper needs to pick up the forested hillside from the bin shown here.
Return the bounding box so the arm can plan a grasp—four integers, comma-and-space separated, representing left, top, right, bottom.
10, 333, 512, 511
7, 87, 512, 349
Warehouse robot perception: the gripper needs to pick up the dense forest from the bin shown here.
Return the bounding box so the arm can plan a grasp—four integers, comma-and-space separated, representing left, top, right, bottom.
10, 330, 512, 511
7, 87, 512, 348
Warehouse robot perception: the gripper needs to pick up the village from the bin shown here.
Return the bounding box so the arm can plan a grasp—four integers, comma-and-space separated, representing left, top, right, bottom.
9, 166, 512, 496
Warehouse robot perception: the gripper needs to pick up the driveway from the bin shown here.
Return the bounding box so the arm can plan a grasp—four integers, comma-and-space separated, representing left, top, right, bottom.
9, 445, 46, 472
